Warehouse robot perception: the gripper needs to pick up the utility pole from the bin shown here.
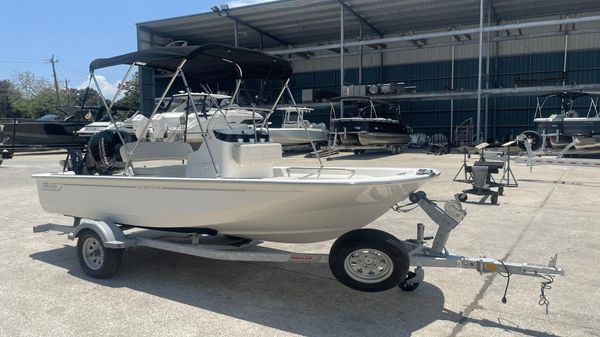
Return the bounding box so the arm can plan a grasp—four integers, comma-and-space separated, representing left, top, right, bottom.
47, 55, 61, 110
64, 79, 70, 107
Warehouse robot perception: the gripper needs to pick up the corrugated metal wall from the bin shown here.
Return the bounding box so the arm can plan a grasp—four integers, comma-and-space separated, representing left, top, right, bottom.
289, 49, 600, 142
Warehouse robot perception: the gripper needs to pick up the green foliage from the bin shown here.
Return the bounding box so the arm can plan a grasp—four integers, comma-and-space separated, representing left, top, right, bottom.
1, 71, 137, 120
11, 87, 57, 118
0, 80, 20, 118
114, 72, 139, 109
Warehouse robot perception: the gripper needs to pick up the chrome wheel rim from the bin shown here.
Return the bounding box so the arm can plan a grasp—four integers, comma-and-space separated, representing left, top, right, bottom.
82, 237, 104, 270
344, 248, 393, 284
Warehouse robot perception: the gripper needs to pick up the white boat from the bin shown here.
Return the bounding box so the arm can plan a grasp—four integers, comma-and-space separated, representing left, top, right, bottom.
532, 92, 600, 150
76, 93, 265, 149
263, 107, 328, 146
148, 92, 265, 148
34, 128, 438, 243
34, 44, 439, 244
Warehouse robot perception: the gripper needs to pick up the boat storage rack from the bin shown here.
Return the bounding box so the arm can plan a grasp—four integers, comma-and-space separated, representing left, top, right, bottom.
34, 191, 563, 301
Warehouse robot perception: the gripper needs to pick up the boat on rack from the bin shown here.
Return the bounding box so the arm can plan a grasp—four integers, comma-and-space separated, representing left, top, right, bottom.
532, 91, 600, 150
329, 96, 411, 147
33, 44, 439, 243
262, 106, 328, 146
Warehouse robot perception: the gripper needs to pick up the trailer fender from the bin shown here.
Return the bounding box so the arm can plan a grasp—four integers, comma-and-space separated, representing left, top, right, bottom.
68, 220, 134, 249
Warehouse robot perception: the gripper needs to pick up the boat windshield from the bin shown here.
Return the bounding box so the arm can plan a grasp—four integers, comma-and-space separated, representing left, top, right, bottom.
169, 96, 231, 114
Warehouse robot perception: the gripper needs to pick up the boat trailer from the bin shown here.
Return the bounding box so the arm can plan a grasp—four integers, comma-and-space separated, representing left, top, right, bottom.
34, 191, 563, 303
516, 133, 600, 168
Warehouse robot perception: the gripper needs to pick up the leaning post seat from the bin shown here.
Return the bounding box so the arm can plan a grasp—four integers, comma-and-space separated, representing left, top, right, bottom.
186, 128, 282, 179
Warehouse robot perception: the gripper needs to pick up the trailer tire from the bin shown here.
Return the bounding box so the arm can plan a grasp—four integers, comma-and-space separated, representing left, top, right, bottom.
491, 194, 498, 205
76, 230, 122, 278
458, 193, 468, 202
329, 229, 409, 292
517, 130, 543, 151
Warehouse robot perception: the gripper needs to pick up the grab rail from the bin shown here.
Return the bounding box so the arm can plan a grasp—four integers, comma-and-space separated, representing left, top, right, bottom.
285, 166, 356, 178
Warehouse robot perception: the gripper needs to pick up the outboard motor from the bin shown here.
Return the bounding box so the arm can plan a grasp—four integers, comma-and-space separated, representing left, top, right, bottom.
82, 129, 137, 175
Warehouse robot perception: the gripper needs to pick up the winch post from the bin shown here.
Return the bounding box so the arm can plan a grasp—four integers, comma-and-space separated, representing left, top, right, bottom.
409, 192, 464, 255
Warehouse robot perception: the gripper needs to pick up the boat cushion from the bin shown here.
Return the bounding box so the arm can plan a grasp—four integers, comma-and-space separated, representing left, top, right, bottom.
120, 141, 193, 162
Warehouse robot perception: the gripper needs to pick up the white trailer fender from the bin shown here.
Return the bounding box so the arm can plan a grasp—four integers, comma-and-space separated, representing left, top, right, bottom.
68, 220, 134, 249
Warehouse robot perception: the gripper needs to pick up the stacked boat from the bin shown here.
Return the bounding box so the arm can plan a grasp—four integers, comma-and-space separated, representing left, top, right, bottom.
532, 91, 600, 150
329, 96, 411, 147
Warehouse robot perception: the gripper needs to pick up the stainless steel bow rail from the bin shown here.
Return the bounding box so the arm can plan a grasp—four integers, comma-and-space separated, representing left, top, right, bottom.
33, 191, 563, 304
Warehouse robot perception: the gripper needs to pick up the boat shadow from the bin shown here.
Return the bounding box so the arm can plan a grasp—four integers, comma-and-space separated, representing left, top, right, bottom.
30, 244, 557, 337
324, 152, 393, 161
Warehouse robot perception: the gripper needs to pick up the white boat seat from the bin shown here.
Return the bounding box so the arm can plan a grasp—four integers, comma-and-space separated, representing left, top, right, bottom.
119, 141, 193, 162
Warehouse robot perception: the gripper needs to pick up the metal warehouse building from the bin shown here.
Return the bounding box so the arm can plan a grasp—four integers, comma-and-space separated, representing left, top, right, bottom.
136, 0, 600, 144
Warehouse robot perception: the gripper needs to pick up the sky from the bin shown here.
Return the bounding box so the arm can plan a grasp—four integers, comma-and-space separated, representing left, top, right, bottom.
0, 0, 274, 98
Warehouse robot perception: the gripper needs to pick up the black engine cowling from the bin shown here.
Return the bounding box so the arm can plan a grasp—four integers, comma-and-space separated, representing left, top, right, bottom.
83, 129, 137, 175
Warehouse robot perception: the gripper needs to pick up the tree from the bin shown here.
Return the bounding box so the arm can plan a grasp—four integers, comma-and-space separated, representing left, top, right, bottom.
0, 80, 21, 118
114, 72, 139, 109
68, 87, 103, 107
11, 87, 57, 118
13, 71, 52, 99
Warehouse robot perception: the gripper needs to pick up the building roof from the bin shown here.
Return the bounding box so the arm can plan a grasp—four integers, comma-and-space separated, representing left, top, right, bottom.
137, 0, 600, 52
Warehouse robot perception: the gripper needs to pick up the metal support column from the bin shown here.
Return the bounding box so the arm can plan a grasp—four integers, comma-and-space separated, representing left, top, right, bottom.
259, 33, 264, 101
476, 0, 485, 144
234, 21, 239, 103
359, 24, 363, 85
340, 3, 345, 117
450, 37, 455, 144
563, 33, 569, 85
484, 0, 492, 142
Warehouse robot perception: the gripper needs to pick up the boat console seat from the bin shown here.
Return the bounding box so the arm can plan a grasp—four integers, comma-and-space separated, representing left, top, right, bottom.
186, 128, 282, 179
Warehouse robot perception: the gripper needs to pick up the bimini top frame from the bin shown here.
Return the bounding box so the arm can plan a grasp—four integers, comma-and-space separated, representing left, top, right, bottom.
87, 44, 292, 177
534, 91, 599, 119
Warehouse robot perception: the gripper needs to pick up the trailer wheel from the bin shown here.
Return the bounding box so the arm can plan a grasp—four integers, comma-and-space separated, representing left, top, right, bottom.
398, 271, 420, 292
329, 229, 409, 292
491, 194, 498, 205
498, 186, 504, 196
517, 130, 543, 151
76, 230, 122, 278
458, 193, 468, 202
353, 149, 365, 155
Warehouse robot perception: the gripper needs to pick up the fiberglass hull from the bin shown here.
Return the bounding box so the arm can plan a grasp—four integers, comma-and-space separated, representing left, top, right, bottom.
33, 167, 437, 243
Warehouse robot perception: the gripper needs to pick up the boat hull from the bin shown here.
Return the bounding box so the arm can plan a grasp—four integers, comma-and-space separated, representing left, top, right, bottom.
573, 135, 600, 150
358, 132, 411, 146
33, 167, 437, 243
2, 121, 88, 149
331, 118, 410, 147
268, 128, 328, 145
